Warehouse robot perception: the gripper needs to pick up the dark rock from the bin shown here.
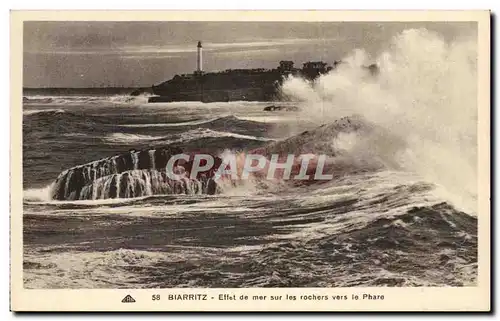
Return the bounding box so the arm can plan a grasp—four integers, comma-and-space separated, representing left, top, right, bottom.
49, 146, 229, 200
263, 105, 299, 112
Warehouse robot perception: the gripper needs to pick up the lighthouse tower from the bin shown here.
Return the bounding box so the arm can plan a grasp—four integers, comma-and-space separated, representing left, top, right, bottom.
196, 41, 203, 73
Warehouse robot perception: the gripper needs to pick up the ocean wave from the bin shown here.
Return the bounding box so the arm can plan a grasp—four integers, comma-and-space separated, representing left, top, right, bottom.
23, 108, 93, 122
23, 93, 152, 106
23, 185, 53, 202
42, 116, 379, 202
62, 133, 90, 138
281, 28, 478, 213
119, 115, 269, 130
23, 108, 66, 116
23, 192, 477, 288
23, 108, 104, 135
104, 133, 166, 143
23, 112, 273, 142
23, 190, 154, 207
23, 248, 169, 288
119, 118, 219, 128
104, 128, 273, 144
34, 115, 475, 210
236, 115, 304, 124
181, 128, 272, 142
138, 100, 269, 108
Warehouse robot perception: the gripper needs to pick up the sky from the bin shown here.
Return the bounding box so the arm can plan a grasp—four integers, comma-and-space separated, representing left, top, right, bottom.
23, 21, 476, 88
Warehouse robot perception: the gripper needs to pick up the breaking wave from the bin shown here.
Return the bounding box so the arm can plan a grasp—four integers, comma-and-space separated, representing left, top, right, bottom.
23, 108, 66, 116
23, 112, 271, 138
118, 115, 269, 129
23, 93, 152, 106
280, 28, 478, 213
35, 116, 394, 201
104, 128, 273, 144
23, 185, 54, 202
104, 133, 168, 143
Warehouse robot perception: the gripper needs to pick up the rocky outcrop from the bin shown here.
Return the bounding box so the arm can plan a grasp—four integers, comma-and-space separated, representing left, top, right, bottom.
50, 147, 222, 200
252, 116, 368, 157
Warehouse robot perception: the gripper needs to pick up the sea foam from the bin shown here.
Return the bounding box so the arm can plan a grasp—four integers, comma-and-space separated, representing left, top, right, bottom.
280, 28, 478, 213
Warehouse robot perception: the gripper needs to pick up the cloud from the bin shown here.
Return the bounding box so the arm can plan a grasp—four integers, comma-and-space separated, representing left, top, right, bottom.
118, 45, 198, 54
206, 38, 330, 48
213, 48, 281, 57
25, 38, 337, 56
120, 54, 181, 60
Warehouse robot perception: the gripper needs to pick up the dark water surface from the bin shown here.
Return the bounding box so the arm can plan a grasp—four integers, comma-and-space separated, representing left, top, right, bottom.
22, 96, 477, 288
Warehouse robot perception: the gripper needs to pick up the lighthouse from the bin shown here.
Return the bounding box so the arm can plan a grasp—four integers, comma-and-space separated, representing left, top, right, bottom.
196, 41, 203, 73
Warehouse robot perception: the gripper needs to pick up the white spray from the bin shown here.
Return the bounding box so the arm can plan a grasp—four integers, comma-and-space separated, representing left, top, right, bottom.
281, 28, 478, 213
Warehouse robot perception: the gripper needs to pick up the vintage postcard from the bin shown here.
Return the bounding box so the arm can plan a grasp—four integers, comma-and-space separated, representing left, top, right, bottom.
10, 10, 490, 312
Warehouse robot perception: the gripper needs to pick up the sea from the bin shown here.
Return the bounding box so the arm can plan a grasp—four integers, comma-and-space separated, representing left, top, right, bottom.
22, 29, 478, 288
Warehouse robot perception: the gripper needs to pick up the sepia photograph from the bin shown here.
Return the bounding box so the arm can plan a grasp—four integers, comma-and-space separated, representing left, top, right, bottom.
10, 10, 490, 311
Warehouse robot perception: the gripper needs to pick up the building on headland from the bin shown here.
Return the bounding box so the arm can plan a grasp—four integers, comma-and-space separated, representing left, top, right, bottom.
149, 41, 376, 103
